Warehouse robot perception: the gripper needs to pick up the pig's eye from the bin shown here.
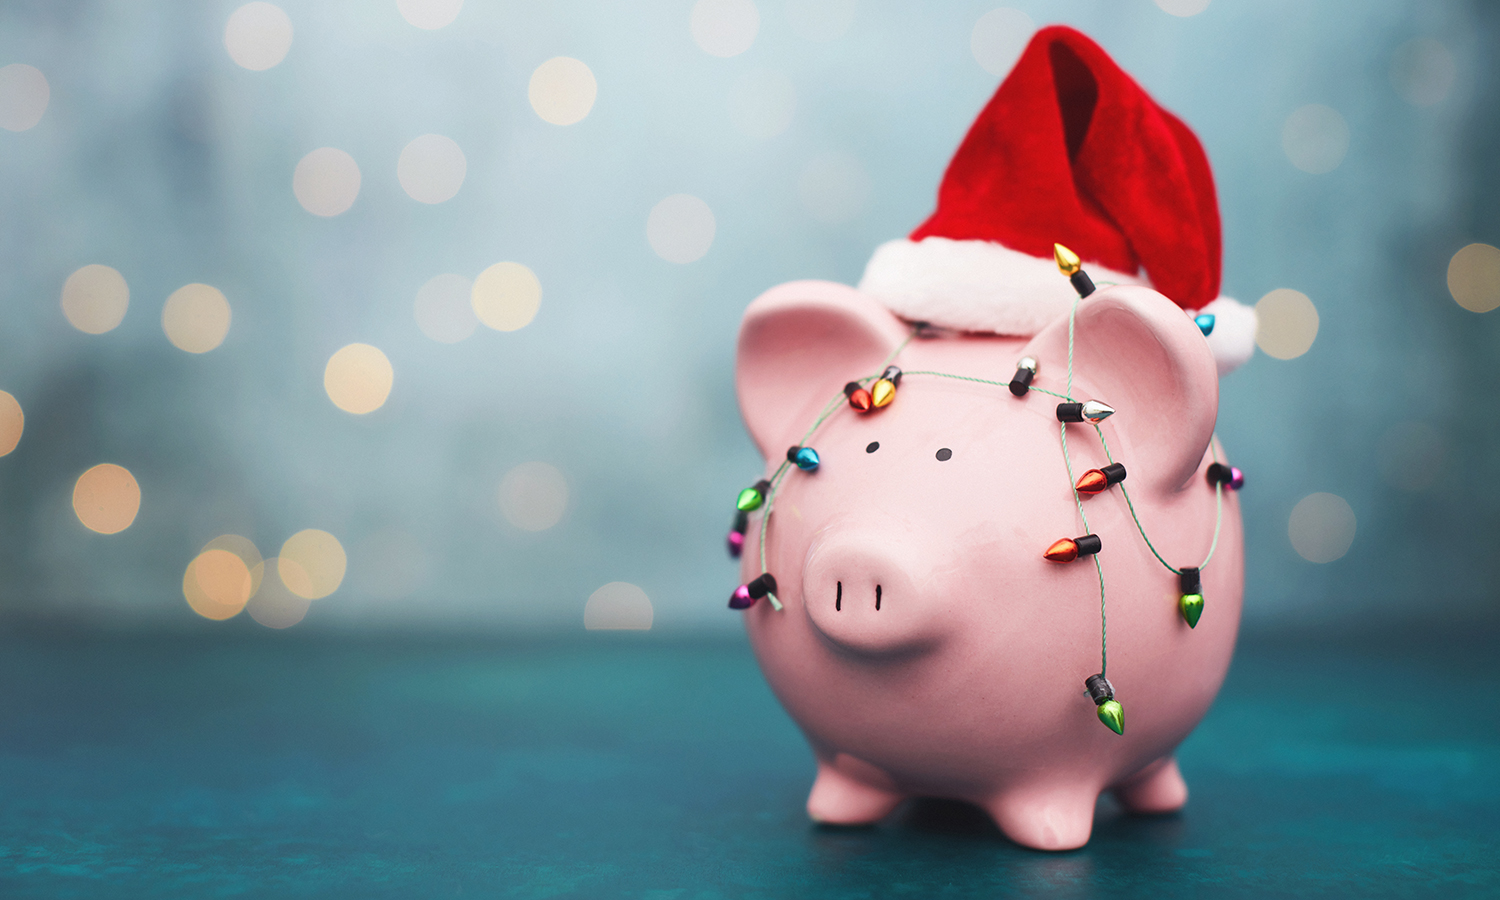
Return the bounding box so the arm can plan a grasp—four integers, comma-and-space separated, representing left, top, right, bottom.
935, 448, 952, 461
866, 442, 879, 453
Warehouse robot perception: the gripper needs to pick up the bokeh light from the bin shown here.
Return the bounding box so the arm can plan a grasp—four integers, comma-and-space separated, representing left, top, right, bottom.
72, 463, 141, 535
1377, 421, 1446, 493
200, 533, 264, 595
182, 548, 253, 620
246, 559, 311, 628
0, 391, 23, 457
293, 148, 361, 217
279, 529, 346, 600
499, 462, 568, 532
398, 134, 467, 204
1154, 0, 1211, 17
728, 69, 795, 139
691, 0, 759, 57
647, 194, 716, 264
1255, 288, 1319, 360
1390, 38, 1455, 107
414, 273, 478, 343
224, 3, 293, 71
61, 264, 129, 335
1446, 243, 1500, 313
397, 0, 463, 30
472, 262, 541, 332
1288, 492, 1356, 563
584, 582, 653, 630
799, 152, 871, 224
0, 63, 50, 132
528, 57, 597, 126
161, 283, 231, 353
970, 8, 1035, 77
1282, 104, 1349, 174
324, 343, 394, 414
786, 0, 855, 42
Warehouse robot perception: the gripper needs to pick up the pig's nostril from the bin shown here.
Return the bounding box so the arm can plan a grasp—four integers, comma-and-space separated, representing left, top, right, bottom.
876, 584, 882, 611
836, 581, 841, 612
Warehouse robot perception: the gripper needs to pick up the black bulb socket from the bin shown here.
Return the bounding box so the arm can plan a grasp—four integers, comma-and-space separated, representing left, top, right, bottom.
746, 572, 778, 599
1179, 566, 1201, 594
1071, 270, 1096, 298
1085, 673, 1115, 704
843, 381, 863, 398
1102, 462, 1127, 486
1057, 402, 1084, 422
1009, 368, 1034, 397
1206, 463, 1233, 486
1075, 534, 1102, 556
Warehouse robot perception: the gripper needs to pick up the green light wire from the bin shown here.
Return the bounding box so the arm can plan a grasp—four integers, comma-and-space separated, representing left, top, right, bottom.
753, 331, 917, 610
1093, 427, 1225, 573
741, 313, 1227, 642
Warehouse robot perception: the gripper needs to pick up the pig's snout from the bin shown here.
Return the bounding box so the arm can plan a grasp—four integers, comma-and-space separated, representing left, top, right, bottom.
802, 529, 945, 657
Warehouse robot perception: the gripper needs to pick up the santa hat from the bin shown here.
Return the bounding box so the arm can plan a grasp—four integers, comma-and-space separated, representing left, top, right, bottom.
858, 25, 1255, 375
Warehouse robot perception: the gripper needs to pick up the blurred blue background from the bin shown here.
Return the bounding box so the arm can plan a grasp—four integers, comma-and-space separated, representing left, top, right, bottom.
0, 0, 1495, 634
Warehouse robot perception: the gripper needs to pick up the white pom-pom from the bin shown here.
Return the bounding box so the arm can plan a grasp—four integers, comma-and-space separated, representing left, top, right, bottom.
1199, 296, 1257, 376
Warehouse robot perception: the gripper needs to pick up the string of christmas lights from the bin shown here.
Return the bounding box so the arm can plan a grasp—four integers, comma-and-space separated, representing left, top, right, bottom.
725, 243, 1243, 734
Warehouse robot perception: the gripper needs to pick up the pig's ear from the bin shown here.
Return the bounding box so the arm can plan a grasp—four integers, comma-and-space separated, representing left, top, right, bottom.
1020, 285, 1219, 494
736, 281, 909, 459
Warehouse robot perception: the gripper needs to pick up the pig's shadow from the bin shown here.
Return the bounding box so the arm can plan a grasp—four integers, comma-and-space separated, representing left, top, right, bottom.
895, 798, 1001, 837
888, 795, 1174, 846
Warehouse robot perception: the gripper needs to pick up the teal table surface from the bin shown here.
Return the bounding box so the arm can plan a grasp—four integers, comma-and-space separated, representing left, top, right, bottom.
0, 625, 1495, 899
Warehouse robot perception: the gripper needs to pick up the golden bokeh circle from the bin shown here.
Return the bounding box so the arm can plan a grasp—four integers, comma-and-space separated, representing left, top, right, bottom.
61, 264, 129, 335
1254, 289, 1320, 360
584, 582, 654, 630
1447, 243, 1500, 314
72, 463, 141, 535
0, 390, 22, 457
472, 262, 541, 332
247, 558, 312, 628
183, 549, 253, 620
0, 63, 50, 132
279, 529, 346, 600
498, 461, 568, 531
162, 283, 232, 353
324, 343, 393, 414
200, 534, 264, 596
1288, 492, 1357, 564
528, 57, 597, 126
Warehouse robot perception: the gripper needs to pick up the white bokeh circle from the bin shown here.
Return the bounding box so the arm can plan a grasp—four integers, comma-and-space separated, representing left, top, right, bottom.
224, 3, 293, 71
647, 194, 716, 264
398, 134, 467, 204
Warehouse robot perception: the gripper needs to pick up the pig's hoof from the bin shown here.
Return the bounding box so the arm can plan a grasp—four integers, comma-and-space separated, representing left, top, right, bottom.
807, 759, 903, 825
985, 787, 1097, 851
1113, 757, 1188, 814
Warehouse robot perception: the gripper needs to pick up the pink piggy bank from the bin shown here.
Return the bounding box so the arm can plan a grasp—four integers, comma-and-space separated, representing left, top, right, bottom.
731, 281, 1244, 851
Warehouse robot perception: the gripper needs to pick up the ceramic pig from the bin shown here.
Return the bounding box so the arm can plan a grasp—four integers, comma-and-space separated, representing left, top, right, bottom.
732, 280, 1243, 851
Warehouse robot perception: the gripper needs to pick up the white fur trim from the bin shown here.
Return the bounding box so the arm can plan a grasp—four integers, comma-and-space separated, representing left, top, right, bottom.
1198, 296, 1257, 376
858, 236, 1255, 376
857, 237, 1143, 337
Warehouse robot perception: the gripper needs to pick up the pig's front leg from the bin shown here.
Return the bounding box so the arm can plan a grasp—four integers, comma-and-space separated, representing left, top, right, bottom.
806, 756, 905, 825
1111, 756, 1188, 814
983, 782, 1099, 851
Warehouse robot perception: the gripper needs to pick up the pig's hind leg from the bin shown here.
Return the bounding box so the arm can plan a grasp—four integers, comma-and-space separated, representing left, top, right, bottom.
982, 783, 1099, 851
1111, 756, 1188, 814
806, 758, 905, 825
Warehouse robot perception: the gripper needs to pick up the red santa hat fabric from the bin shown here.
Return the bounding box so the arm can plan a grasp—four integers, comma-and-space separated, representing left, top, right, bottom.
858, 25, 1255, 375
